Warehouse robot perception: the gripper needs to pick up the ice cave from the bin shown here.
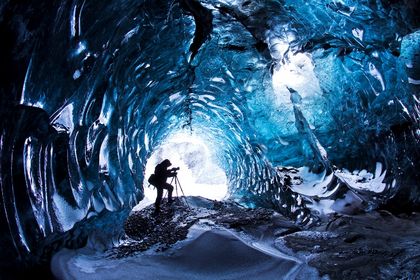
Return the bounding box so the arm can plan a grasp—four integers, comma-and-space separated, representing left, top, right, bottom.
0, 0, 419, 279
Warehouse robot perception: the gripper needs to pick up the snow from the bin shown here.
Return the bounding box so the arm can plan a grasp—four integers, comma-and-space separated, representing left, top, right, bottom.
51, 225, 319, 280
335, 162, 388, 193
290, 167, 337, 197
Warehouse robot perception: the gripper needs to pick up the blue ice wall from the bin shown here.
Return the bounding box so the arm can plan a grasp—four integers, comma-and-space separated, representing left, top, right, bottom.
0, 0, 419, 268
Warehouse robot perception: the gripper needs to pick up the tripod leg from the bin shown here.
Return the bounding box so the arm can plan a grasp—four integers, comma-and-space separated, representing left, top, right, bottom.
175, 176, 190, 209
173, 177, 178, 199
177, 177, 187, 197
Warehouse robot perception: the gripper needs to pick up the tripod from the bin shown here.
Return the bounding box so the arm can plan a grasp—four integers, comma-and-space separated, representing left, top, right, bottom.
170, 174, 190, 208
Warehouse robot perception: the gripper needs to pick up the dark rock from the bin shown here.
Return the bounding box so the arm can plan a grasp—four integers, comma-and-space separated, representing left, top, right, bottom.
343, 233, 364, 243
279, 211, 420, 279
275, 226, 301, 237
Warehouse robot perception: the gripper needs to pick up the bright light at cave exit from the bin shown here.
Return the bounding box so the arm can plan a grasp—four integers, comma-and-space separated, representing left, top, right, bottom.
134, 132, 228, 210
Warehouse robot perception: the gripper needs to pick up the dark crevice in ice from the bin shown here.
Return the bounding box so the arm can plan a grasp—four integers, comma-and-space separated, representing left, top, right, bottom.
179, 0, 213, 62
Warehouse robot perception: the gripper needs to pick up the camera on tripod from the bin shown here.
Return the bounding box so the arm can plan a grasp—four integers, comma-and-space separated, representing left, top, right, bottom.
168, 167, 190, 209
170, 167, 180, 174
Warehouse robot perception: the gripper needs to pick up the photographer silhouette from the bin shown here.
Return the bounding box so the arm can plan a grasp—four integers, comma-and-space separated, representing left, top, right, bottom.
151, 159, 178, 214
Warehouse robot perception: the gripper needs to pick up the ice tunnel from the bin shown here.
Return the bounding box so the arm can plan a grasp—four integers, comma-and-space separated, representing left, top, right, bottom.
0, 0, 419, 276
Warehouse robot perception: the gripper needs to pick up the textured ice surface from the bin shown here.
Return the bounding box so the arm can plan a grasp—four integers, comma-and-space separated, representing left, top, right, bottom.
0, 0, 419, 268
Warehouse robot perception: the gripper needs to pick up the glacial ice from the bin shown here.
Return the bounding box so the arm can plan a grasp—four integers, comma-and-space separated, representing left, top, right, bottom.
0, 0, 418, 270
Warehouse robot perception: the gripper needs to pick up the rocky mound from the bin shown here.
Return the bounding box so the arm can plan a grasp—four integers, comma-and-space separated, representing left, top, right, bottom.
115, 197, 282, 257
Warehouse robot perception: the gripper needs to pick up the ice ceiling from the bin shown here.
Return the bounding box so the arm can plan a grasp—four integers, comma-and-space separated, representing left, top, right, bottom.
0, 0, 419, 266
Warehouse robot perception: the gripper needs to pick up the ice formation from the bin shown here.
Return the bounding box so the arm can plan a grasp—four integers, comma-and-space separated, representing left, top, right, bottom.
0, 0, 419, 271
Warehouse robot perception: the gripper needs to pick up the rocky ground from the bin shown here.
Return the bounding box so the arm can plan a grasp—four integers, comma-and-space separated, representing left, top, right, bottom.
113, 197, 420, 279
278, 211, 420, 279
115, 197, 281, 257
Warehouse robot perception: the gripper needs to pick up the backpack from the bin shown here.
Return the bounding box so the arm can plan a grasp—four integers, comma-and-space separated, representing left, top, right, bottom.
148, 174, 157, 186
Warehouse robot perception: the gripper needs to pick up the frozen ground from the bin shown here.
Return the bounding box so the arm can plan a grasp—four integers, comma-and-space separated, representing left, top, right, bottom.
52, 228, 318, 280
51, 197, 420, 279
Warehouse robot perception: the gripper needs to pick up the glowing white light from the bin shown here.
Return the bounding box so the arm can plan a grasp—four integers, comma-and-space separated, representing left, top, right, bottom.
272, 52, 322, 104
269, 37, 290, 60
134, 132, 228, 210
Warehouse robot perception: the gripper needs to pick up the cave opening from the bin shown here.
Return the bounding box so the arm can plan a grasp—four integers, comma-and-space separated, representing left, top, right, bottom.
134, 131, 228, 210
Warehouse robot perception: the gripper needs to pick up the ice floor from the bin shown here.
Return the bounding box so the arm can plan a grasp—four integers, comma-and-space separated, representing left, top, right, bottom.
51, 197, 420, 279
